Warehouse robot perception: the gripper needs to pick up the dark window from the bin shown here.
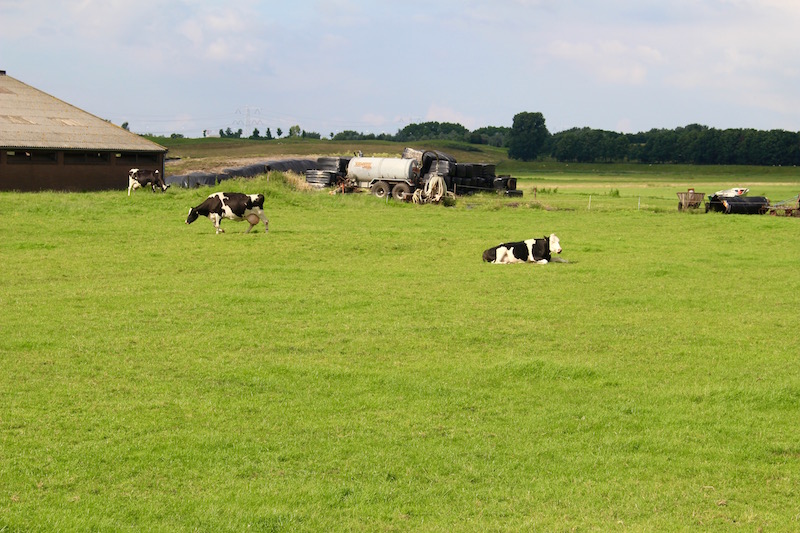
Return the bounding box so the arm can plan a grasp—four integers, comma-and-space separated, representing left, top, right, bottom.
64, 151, 85, 164
31, 151, 57, 164
138, 153, 159, 164
64, 151, 111, 165
4, 150, 54, 164
87, 152, 110, 164
6, 150, 31, 164
116, 152, 139, 166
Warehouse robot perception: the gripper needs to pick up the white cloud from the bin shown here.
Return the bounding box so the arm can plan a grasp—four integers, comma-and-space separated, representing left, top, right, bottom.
546, 39, 661, 85
178, 19, 204, 47
359, 113, 389, 128
616, 118, 633, 133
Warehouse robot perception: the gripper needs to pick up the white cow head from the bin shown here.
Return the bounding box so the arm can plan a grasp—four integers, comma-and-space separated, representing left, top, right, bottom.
549, 234, 562, 254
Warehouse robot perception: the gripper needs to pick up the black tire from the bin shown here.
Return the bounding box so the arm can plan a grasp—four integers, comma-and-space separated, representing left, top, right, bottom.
372, 181, 391, 198
392, 182, 411, 200
305, 171, 332, 186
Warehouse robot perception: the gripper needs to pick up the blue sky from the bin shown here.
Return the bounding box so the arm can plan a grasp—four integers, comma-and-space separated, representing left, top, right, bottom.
3, 0, 800, 137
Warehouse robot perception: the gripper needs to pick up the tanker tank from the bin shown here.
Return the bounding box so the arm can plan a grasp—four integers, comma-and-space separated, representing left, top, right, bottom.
346, 157, 419, 189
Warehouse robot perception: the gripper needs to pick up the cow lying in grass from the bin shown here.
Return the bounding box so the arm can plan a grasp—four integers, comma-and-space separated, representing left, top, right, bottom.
186, 192, 268, 234
483, 234, 562, 264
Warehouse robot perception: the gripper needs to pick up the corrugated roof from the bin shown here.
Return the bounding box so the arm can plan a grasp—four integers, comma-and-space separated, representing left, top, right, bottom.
0, 73, 166, 153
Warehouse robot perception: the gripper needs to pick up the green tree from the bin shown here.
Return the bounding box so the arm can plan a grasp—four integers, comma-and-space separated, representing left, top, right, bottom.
288, 125, 301, 137
470, 126, 510, 146
220, 128, 244, 139
393, 121, 469, 142
276, 127, 283, 138
333, 130, 364, 141
507, 112, 549, 161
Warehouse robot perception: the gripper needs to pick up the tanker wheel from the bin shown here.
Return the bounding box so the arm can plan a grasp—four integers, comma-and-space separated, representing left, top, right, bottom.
392, 182, 411, 201
372, 181, 391, 199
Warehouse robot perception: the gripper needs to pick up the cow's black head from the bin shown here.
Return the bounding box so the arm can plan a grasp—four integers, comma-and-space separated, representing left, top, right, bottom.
186, 207, 200, 225
252, 194, 265, 209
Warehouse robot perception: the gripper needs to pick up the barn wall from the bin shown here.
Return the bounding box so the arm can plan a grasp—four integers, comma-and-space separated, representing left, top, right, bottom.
0, 150, 165, 191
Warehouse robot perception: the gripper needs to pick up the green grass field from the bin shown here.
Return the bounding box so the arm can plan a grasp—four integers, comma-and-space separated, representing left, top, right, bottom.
2, 163, 800, 530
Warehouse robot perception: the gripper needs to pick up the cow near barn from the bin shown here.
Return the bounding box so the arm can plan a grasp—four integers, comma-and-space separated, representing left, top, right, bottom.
185, 192, 269, 234
128, 168, 169, 196
482, 234, 562, 264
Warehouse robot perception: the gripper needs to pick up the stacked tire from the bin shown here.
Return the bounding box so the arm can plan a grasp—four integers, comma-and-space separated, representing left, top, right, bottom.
316, 156, 350, 174
492, 176, 517, 191
305, 170, 337, 188
451, 163, 496, 191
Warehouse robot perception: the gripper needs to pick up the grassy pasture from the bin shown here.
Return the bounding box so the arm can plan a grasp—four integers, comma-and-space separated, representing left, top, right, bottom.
1, 168, 800, 531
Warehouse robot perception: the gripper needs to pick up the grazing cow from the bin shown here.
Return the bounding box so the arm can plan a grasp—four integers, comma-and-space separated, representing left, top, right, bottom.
185, 192, 268, 234
128, 168, 169, 196
482, 234, 562, 264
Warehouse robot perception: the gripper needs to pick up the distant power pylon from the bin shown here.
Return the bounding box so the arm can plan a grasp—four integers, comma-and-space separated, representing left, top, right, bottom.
234, 105, 264, 133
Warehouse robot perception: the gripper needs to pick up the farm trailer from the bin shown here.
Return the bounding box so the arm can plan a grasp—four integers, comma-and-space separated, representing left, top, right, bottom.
704, 188, 770, 215
305, 148, 522, 200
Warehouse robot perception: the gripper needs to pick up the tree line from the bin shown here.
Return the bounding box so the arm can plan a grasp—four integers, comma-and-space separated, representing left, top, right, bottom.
545, 124, 800, 166
330, 122, 509, 147
201, 121, 514, 146
335, 115, 800, 166
504, 113, 800, 166
212, 125, 323, 140
181, 111, 800, 166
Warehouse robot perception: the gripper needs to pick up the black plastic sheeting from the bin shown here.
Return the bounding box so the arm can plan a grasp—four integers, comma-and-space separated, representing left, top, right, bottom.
166, 159, 316, 188
265, 159, 317, 174
706, 195, 769, 214
316, 156, 350, 173
420, 150, 457, 176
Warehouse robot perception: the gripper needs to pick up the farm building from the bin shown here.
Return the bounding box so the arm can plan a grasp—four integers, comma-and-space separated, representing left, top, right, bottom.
0, 70, 167, 191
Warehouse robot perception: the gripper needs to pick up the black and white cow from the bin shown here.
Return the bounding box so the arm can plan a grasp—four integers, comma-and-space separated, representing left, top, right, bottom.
185, 192, 268, 234
128, 168, 169, 196
482, 234, 562, 264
